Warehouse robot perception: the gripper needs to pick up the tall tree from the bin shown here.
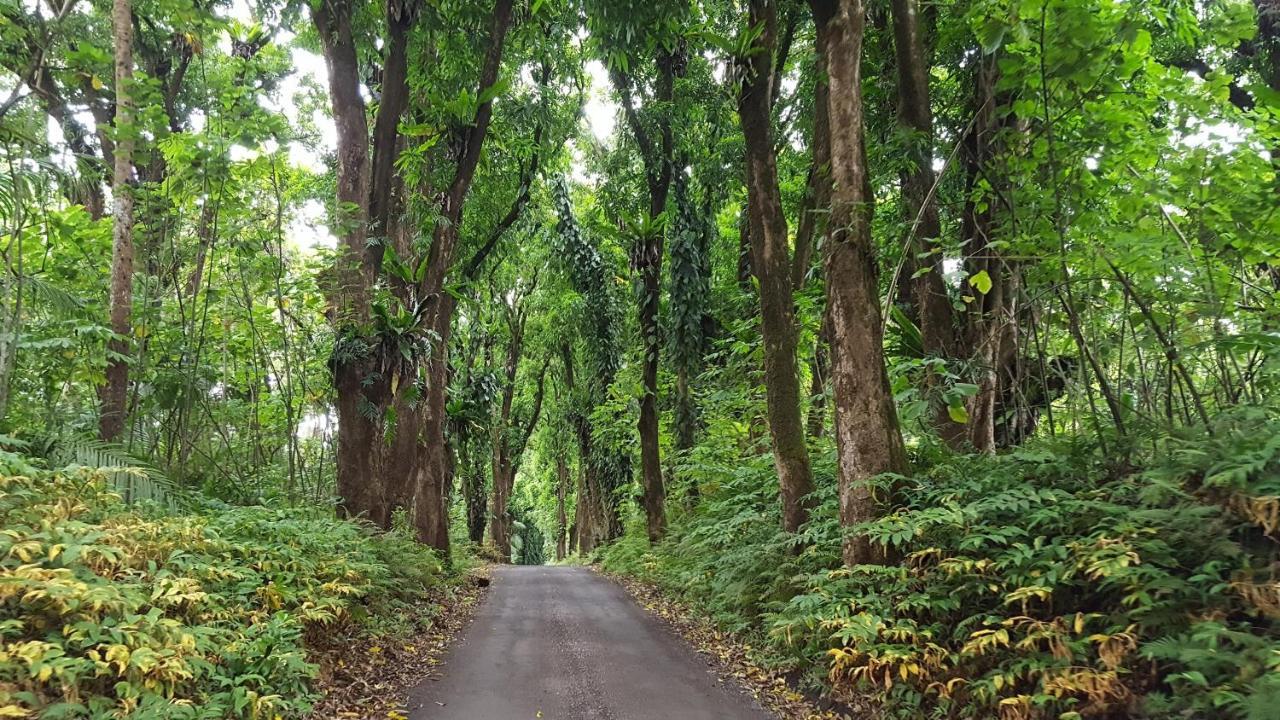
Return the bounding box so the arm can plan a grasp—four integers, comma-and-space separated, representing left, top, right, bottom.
311, 0, 380, 523
609, 59, 674, 543
411, 0, 516, 551
489, 275, 549, 561
810, 0, 908, 566
890, 0, 961, 441
736, 0, 814, 534
552, 177, 628, 550
310, 0, 522, 549
99, 0, 136, 442
590, 0, 689, 542
669, 175, 712, 463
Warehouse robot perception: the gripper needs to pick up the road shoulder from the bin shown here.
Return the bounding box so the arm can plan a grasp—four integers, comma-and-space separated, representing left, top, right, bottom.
598, 568, 857, 720
306, 567, 491, 719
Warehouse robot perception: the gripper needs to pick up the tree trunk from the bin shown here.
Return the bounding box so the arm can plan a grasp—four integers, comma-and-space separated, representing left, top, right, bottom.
415, 301, 454, 550
369, 7, 412, 252
556, 453, 568, 561
812, 0, 908, 567
798, 31, 832, 442
412, 0, 514, 553
792, 29, 831, 293
891, 0, 961, 448
489, 316, 521, 561
466, 469, 488, 544
99, 0, 136, 443
490, 455, 513, 560
561, 341, 601, 554
953, 58, 1021, 453
312, 0, 385, 523
967, 253, 1008, 452
738, 0, 815, 534
637, 255, 667, 542
611, 58, 673, 544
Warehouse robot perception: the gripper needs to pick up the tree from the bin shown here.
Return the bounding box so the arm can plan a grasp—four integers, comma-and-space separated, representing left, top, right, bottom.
810, 0, 908, 566
736, 0, 815, 534
409, 0, 517, 551
888, 0, 963, 439
98, 0, 135, 443
310, 0, 379, 523
588, 0, 690, 543
309, 0, 528, 550
551, 177, 629, 551
488, 269, 549, 561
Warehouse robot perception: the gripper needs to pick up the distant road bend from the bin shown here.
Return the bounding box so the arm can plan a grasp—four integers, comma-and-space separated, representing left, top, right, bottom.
406, 566, 777, 720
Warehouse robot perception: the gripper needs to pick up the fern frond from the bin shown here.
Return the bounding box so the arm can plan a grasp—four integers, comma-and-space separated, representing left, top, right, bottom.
21, 274, 91, 317
37, 434, 183, 507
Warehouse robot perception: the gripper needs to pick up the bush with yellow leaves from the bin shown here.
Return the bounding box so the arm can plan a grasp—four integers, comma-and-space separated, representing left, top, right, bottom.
768, 409, 1280, 719
607, 408, 1280, 719
0, 467, 445, 718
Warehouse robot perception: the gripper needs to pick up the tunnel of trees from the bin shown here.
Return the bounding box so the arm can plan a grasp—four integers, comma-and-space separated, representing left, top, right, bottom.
2, 0, 1280, 716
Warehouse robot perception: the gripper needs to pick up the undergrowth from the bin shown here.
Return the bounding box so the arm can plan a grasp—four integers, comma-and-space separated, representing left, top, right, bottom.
0, 456, 451, 719
602, 408, 1280, 719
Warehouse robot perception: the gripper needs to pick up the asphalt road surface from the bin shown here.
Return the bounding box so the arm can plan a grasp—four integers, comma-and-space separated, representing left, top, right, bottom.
406, 565, 777, 720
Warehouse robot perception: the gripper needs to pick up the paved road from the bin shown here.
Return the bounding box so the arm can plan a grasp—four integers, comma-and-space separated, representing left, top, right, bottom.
406, 565, 776, 720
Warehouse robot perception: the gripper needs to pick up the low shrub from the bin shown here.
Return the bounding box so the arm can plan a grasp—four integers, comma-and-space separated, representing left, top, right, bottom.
0, 468, 446, 718
606, 408, 1280, 719
603, 452, 829, 636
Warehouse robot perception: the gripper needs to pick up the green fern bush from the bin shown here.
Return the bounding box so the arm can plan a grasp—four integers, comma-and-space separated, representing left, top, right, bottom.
0, 468, 446, 718
607, 408, 1280, 719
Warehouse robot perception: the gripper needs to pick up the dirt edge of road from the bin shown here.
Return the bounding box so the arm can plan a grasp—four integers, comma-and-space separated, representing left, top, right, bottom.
307, 566, 492, 719
599, 569, 865, 720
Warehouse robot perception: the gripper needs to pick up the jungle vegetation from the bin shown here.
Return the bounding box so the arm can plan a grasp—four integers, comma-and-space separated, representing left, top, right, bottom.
1, 0, 1279, 716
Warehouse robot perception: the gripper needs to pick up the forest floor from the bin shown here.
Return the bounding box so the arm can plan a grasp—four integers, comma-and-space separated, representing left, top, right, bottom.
400, 565, 779, 719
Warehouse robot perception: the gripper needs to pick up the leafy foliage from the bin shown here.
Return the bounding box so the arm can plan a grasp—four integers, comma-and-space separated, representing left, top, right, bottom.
606, 409, 1280, 719
4, 0, 1280, 714
0, 468, 445, 718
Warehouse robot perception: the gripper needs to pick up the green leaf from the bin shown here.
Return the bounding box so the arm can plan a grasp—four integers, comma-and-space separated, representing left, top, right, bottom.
948, 403, 969, 424
969, 270, 993, 295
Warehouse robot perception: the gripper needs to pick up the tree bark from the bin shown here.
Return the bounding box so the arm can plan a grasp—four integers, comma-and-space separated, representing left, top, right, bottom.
312, 0, 384, 524
797, 19, 832, 442
738, 0, 815, 534
953, 59, 1026, 453
464, 438, 488, 543
891, 0, 957, 377
636, 221, 667, 543
99, 0, 136, 443
792, 35, 830, 292
369, 5, 412, 251
811, 0, 909, 567
555, 452, 568, 560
